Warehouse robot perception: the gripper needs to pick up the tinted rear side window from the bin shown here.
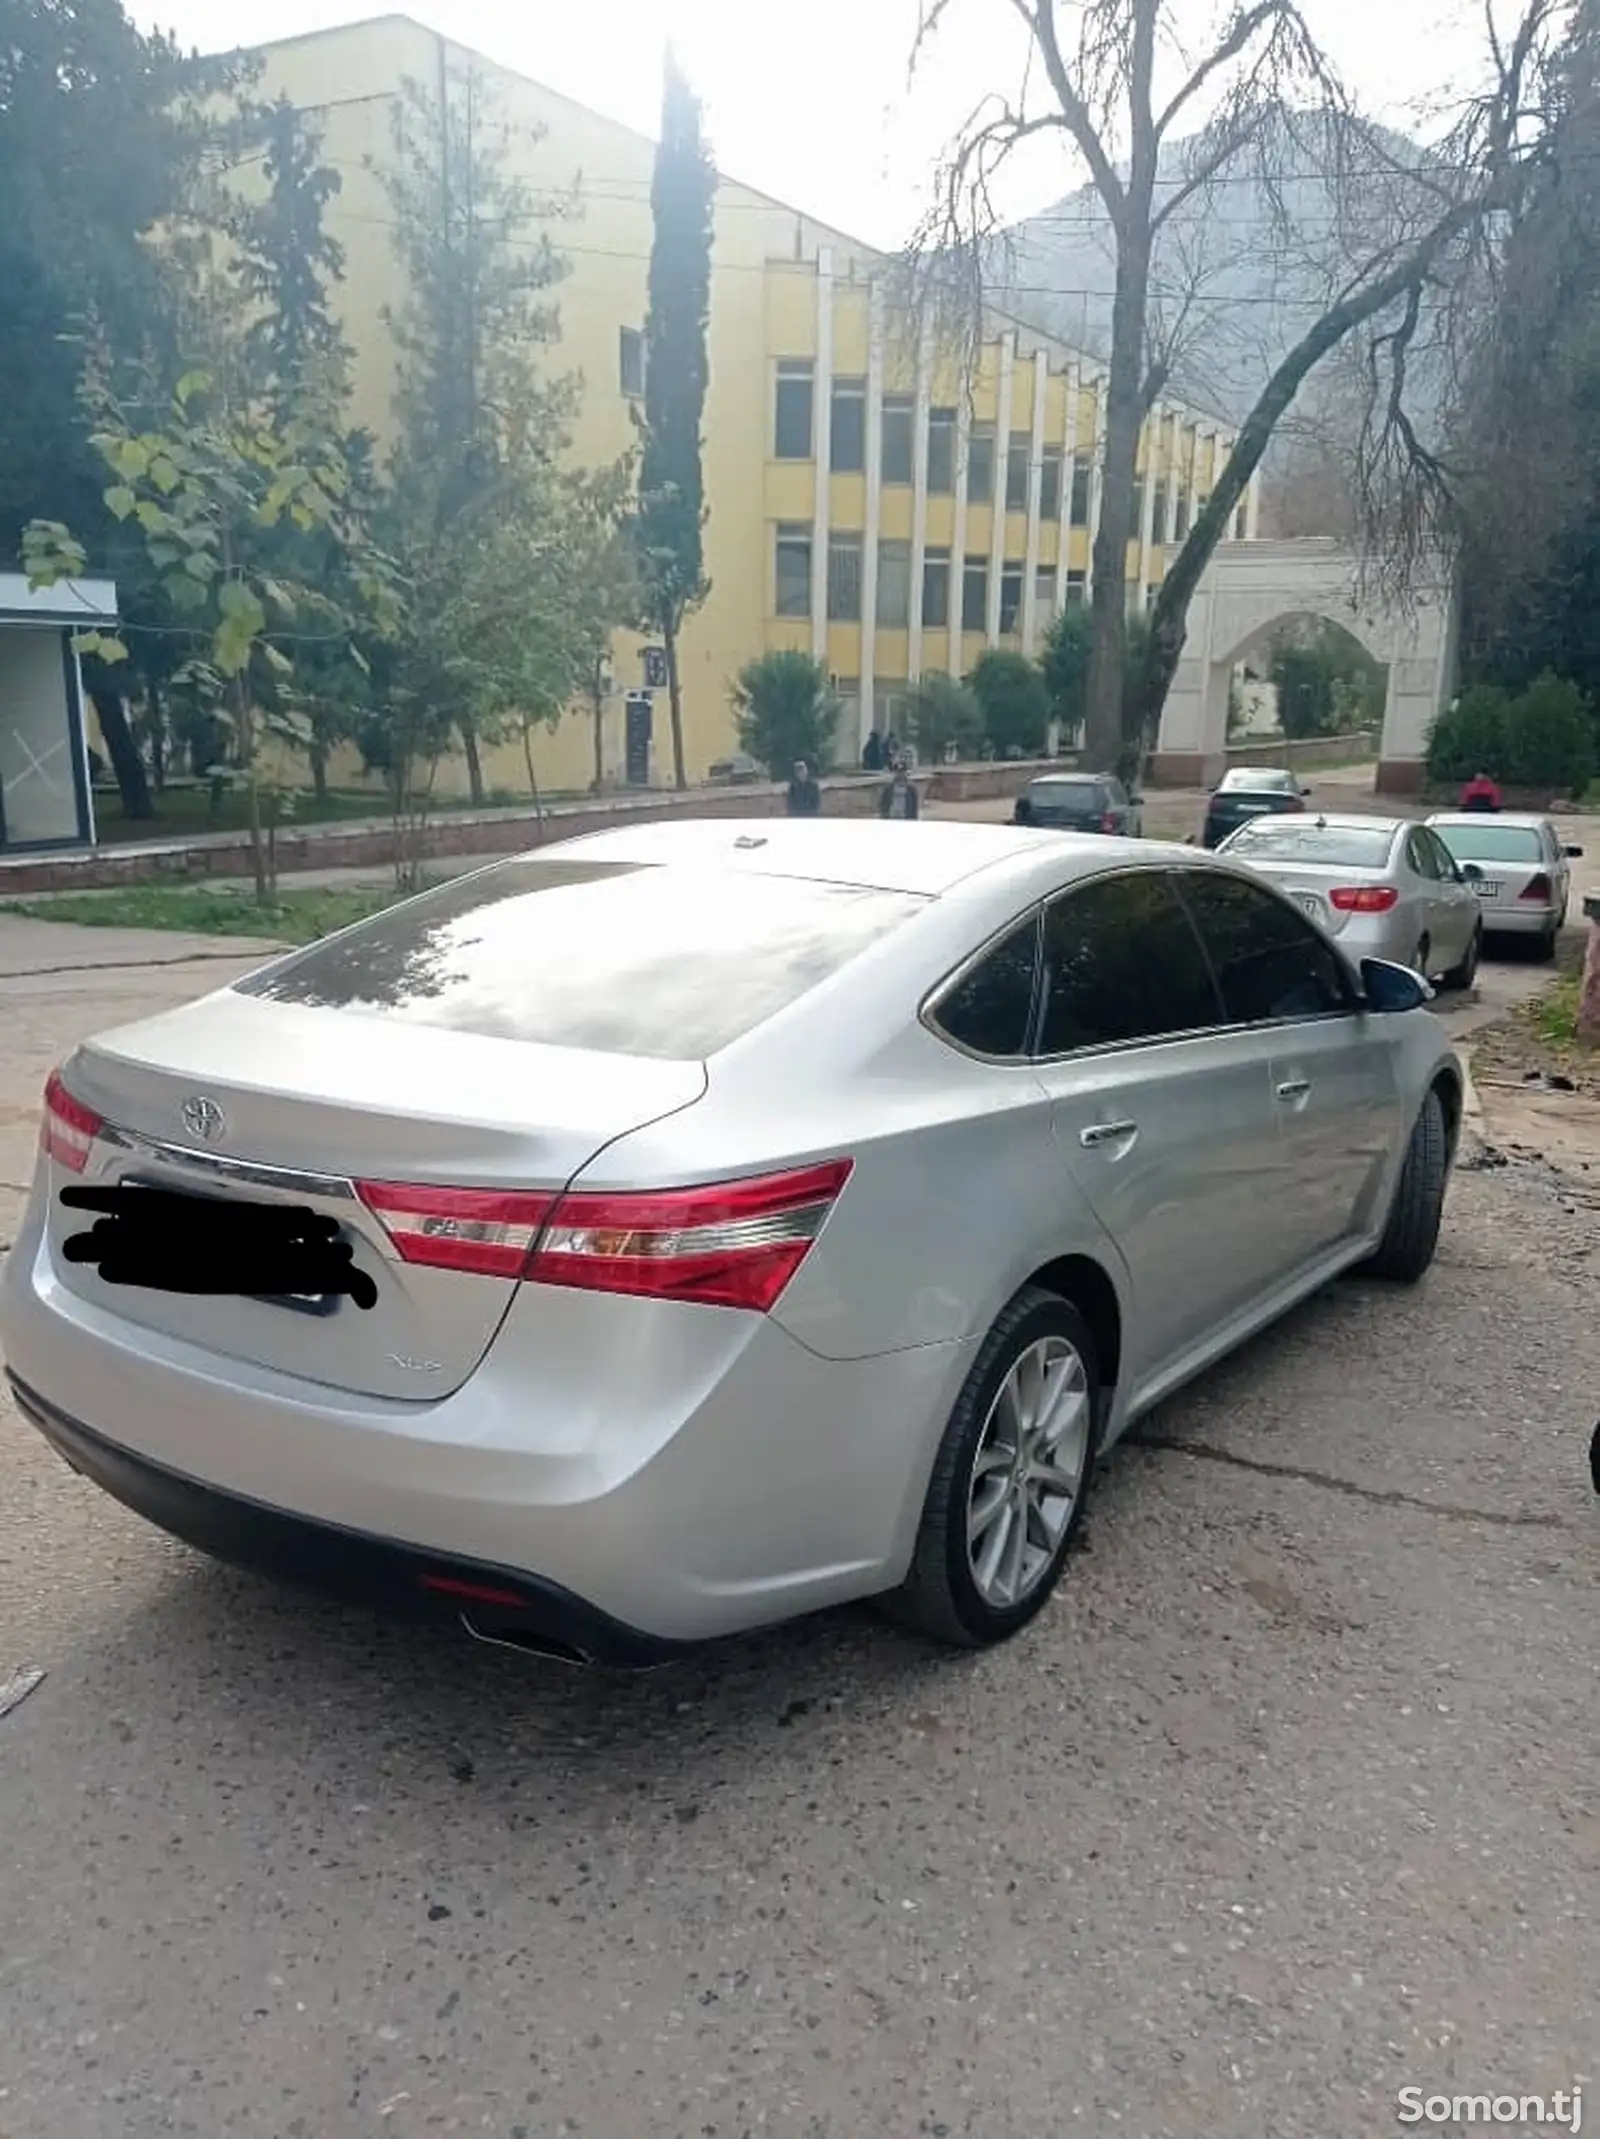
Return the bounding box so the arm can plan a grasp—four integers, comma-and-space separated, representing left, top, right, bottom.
1036, 870, 1220, 1054
237, 858, 928, 1059
930, 914, 1040, 1058
1176, 870, 1355, 1025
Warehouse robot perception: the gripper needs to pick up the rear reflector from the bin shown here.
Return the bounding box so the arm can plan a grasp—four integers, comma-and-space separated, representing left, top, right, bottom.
1329, 884, 1399, 913
355, 1158, 854, 1312
41, 1068, 103, 1174
1100, 813, 1118, 833
1520, 873, 1553, 902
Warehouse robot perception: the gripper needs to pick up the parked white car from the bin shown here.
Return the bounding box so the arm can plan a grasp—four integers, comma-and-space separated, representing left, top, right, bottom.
1426, 812, 1584, 958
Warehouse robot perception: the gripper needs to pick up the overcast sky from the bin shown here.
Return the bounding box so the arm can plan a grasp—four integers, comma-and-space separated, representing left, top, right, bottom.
131, 0, 1498, 245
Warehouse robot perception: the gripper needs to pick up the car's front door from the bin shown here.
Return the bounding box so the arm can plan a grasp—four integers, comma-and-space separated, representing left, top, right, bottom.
1029, 868, 1283, 1388
1173, 867, 1406, 1274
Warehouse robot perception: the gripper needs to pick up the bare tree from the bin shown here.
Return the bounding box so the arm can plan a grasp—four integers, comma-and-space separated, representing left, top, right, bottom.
913, 0, 1566, 775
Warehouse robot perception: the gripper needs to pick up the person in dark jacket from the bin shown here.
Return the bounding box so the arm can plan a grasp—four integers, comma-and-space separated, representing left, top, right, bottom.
879, 760, 920, 820
862, 729, 885, 773
786, 759, 821, 816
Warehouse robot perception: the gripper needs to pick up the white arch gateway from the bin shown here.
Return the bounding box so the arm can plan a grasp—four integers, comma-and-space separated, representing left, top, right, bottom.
1149, 538, 1458, 796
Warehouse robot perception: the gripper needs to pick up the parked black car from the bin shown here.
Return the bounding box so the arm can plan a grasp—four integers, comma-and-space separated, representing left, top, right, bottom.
1200, 765, 1311, 848
1013, 772, 1144, 837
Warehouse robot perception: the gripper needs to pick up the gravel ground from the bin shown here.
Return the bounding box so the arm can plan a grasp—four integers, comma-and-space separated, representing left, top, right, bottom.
0, 907, 1596, 2139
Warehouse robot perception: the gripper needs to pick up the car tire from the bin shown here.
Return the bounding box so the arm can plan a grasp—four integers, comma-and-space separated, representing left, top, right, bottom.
1441, 923, 1482, 991
1359, 1087, 1450, 1284
1534, 926, 1559, 963
884, 1287, 1101, 1649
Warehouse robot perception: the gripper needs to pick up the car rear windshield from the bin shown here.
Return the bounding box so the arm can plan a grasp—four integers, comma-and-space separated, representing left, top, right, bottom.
1219, 768, 1294, 793
1030, 780, 1107, 805
1432, 824, 1545, 864
235, 858, 928, 1059
1226, 822, 1397, 867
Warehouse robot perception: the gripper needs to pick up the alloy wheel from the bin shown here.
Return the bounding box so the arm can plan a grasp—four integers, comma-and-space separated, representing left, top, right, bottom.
965, 1336, 1092, 1609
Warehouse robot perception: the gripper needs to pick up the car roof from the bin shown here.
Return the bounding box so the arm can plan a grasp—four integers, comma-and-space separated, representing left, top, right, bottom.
1221, 765, 1296, 783
1426, 810, 1553, 829
539, 815, 1185, 900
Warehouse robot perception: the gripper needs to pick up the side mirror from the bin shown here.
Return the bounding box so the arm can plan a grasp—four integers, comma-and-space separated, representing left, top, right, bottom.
1361, 957, 1433, 1013
1128, 792, 1144, 807
1565, 844, 1584, 859
1460, 861, 1483, 882
1300, 784, 1313, 797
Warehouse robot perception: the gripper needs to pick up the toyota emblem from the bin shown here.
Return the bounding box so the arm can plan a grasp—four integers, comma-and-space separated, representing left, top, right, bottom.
180, 1095, 227, 1144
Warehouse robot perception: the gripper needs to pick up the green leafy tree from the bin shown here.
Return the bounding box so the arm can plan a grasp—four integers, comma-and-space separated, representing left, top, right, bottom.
971, 648, 1050, 759
1504, 671, 1595, 792
25, 363, 397, 901
635, 53, 716, 791
1269, 639, 1337, 740
908, 670, 984, 762
731, 650, 839, 775
1041, 606, 1093, 740
1426, 683, 1512, 785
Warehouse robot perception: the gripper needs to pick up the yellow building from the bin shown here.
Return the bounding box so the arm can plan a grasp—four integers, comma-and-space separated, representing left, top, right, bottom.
254, 14, 1260, 795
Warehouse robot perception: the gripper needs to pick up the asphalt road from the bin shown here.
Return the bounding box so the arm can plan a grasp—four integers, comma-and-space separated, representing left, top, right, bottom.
1, 833, 1597, 2139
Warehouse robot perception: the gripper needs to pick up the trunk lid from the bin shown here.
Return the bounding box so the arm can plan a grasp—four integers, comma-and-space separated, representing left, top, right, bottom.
47, 991, 706, 1401
1234, 860, 1389, 937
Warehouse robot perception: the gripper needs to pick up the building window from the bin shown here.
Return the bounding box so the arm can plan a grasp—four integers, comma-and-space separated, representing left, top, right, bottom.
775, 523, 812, 616
1005, 434, 1030, 512
830, 378, 866, 473
877, 538, 911, 628
1034, 565, 1057, 625
619, 327, 646, 399
1131, 476, 1146, 533
1174, 493, 1190, 542
967, 424, 996, 504
923, 547, 951, 630
827, 532, 863, 622
1040, 447, 1064, 524
774, 360, 814, 460
999, 561, 1024, 634
874, 679, 911, 733
1234, 502, 1249, 541
962, 556, 989, 633
927, 407, 957, 495
881, 396, 914, 484
1065, 571, 1086, 606
1070, 463, 1091, 526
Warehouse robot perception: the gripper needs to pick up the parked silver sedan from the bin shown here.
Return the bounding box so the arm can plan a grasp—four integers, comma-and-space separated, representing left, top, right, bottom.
1426, 811, 1584, 958
1, 820, 1462, 1661
1219, 811, 1484, 989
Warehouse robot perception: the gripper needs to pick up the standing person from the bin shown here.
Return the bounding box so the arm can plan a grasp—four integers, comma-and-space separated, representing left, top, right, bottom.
879, 759, 920, 820
862, 729, 884, 773
1459, 767, 1503, 812
786, 758, 821, 817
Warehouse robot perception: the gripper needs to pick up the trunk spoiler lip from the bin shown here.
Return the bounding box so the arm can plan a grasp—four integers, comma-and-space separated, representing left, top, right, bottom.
86, 1117, 356, 1204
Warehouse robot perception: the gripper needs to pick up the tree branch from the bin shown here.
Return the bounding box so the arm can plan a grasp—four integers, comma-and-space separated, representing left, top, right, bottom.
1019, 0, 1127, 224
1155, 0, 1293, 139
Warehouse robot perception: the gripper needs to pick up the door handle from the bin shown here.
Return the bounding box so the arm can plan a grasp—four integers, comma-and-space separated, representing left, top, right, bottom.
1079, 1119, 1139, 1148
1275, 1078, 1311, 1102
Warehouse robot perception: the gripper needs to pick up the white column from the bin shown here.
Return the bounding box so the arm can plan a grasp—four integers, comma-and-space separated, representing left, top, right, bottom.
1186, 422, 1205, 546
986, 329, 1015, 641
907, 316, 933, 681
809, 246, 834, 664
1245, 465, 1262, 541
1021, 347, 1049, 653
1136, 401, 1161, 607
1053, 360, 1081, 615
948, 390, 971, 678
858, 278, 886, 751
1084, 373, 1106, 603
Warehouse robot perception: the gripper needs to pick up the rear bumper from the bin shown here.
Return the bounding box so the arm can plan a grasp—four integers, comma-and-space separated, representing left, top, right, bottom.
8, 1372, 680, 1668
1479, 903, 1560, 936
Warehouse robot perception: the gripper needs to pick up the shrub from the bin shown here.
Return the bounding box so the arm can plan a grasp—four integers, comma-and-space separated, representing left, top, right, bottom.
1041, 606, 1093, 738
970, 648, 1050, 759
1426, 683, 1511, 786
1503, 671, 1594, 794
908, 671, 985, 762
1270, 641, 1338, 739
730, 650, 840, 776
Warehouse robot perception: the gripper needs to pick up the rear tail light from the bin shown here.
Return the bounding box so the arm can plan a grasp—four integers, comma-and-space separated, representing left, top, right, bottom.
1100, 812, 1118, 833
355, 1158, 853, 1313
1285, 796, 1306, 812
41, 1068, 103, 1174
1328, 885, 1399, 913
1520, 873, 1553, 902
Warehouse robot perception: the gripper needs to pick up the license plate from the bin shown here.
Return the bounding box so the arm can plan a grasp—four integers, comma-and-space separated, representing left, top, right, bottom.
1292, 892, 1322, 917
1233, 802, 1271, 815
58, 1180, 374, 1311
1473, 880, 1502, 898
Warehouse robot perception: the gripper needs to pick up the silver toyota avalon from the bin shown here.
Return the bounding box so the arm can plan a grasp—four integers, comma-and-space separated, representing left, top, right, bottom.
0, 819, 1462, 1661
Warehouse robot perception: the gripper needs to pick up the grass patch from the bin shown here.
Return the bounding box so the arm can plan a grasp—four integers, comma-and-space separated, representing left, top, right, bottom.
1530, 971, 1581, 1049
0, 881, 404, 944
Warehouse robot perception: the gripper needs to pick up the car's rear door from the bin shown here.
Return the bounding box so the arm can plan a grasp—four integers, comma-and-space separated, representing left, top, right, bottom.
1173, 867, 1405, 1274
1029, 867, 1283, 1388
